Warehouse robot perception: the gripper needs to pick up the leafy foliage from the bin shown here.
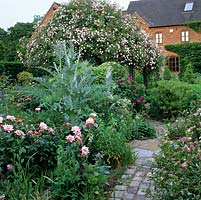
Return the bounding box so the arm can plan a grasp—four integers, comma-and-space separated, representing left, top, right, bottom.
17, 44, 114, 124
147, 80, 199, 119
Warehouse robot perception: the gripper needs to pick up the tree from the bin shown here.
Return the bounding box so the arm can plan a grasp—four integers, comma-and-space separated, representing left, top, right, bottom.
20, 0, 161, 77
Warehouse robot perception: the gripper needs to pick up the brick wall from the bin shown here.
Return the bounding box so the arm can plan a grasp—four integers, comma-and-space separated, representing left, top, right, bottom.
149, 25, 201, 46
40, 3, 60, 27
134, 13, 201, 46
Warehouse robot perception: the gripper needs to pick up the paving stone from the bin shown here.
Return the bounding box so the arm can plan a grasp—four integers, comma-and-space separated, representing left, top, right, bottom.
123, 192, 135, 200
137, 188, 147, 196
134, 196, 145, 200
135, 171, 147, 177
126, 168, 136, 175
139, 183, 150, 189
115, 185, 128, 191
110, 120, 168, 200
130, 180, 141, 187
132, 176, 143, 181
127, 186, 138, 193
111, 191, 124, 198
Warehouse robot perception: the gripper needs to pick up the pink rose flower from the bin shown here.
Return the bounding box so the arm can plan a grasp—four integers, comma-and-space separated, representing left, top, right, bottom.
15, 130, 25, 138
117, 80, 121, 85
71, 126, 81, 136
90, 113, 97, 119
85, 117, 94, 126
75, 135, 82, 145
189, 144, 195, 151
140, 96, 145, 101
183, 145, 190, 152
6, 115, 16, 121
66, 134, 75, 143
135, 99, 141, 105
28, 130, 33, 135
0, 117, 3, 123
48, 128, 55, 135
3, 124, 14, 132
39, 122, 48, 130
187, 126, 195, 132
25, 96, 32, 101
81, 146, 89, 156
181, 161, 188, 168
181, 136, 192, 142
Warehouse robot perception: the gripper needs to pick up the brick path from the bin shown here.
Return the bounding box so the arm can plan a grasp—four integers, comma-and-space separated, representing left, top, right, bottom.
109, 120, 168, 200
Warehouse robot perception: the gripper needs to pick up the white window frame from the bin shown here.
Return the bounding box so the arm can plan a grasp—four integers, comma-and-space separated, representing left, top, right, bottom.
181, 30, 189, 42
155, 32, 163, 44
184, 2, 194, 11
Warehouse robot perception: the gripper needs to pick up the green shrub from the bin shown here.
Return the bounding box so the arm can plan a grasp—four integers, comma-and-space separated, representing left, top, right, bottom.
163, 67, 172, 80
92, 62, 128, 84
17, 71, 33, 83
132, 115, 156, 139
93, 120, 133, 167
147, 80, 199, 119
0, 61, 25, 80
182, 62, 195, 83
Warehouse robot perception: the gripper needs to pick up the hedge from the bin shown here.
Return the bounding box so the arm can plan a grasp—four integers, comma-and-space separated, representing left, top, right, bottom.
0, 61, 25, 80
165, 42, 201, 73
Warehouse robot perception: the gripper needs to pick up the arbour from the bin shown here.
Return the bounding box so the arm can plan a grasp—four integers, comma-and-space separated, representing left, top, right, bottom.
19, 0, 161, 77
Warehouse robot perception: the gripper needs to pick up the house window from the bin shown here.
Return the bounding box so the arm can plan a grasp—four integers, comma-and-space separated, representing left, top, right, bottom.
184, 2, 194, 11
155, 33, 163, 44
181, 30, 189, 42
166, 57, 180, 72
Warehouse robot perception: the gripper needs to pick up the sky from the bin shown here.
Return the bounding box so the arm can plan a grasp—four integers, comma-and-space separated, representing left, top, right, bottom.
0, 0, 132, 30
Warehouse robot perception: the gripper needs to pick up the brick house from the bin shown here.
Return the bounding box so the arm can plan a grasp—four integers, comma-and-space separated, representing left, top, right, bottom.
126, 0, 201, 73
40, 2, 61, 27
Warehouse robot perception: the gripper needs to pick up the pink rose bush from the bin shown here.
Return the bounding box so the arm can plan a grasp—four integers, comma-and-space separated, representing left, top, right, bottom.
152, 132, 201, 199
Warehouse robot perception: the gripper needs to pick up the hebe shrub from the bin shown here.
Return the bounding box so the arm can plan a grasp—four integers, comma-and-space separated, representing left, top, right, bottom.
92, 62, 128, 84
17, 71, 33, 83
147, 80, 199, 119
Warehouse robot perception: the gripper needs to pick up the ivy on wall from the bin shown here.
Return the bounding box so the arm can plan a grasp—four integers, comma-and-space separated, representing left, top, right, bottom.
165, 42, 201, 73
183, 21, 201, 33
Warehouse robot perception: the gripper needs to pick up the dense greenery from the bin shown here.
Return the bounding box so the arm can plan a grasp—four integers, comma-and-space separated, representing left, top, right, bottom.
0, 23, 35, 62
183, 21, 201, 33
0, 62, 25, 80
165, 42, 201, 73
19, 0, 161, 77
1, 45, 140, 199
146, 80, 200, 119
